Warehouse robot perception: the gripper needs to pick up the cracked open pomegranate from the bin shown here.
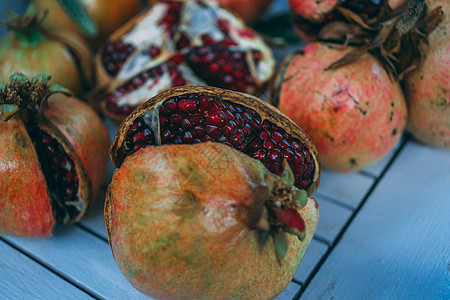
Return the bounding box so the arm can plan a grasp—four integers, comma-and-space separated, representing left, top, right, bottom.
106, 142, 319, 299
270, 43, 407, 172
110, 86, 320, 194
96, 0, 275, 123
0, 73, 109, 237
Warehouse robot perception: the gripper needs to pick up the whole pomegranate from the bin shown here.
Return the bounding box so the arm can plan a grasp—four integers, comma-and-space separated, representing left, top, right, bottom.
150, 0, 275, 23
270, 43, 407, 172
404, 0, 450, 147
0, 13, 93, 96
27, 0, 141, 46
110, 86, 321, 193
106, 143, 319, 299
0, 73, 110, 237
96, 0, 275, 123
289, 0, 406, 42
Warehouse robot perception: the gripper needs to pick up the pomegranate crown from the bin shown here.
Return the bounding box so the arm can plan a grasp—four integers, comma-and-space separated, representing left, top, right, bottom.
0, 73, 71, 122
251, 160, 311, 263
321, 0, 444, 80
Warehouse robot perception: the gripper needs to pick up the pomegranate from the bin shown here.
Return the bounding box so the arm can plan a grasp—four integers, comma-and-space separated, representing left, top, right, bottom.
27, 0, 141, 47
96, 0, 275, 122
404, 0, 450, 147
289, 0, 406, 42
0, 73, 110, 237
0, 13, 93, 97
105, 142, 319, 299
110, 86, 321, 194
270, 43, 407, 172
150, 0, 275, 23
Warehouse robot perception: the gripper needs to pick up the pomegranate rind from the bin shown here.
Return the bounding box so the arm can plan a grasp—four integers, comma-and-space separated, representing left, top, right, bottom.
0, 31, 92, 97
404, 0, 450, 148
28, 0, 141, 47
110, 85, 321, 195
270, 43, 407, 172
105, 142, 319, 299
44, 93, 110, 199
0, 117, 55, 237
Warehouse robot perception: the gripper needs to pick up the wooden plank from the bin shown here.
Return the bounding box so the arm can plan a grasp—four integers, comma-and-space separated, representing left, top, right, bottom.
314, 195, 353, 245
301, 141, 450, 299
275, 282, 301, 300
0, 240, 92, 300
294, 239, 329, 284
4, 226, 149, 299
316, 170, 374, 209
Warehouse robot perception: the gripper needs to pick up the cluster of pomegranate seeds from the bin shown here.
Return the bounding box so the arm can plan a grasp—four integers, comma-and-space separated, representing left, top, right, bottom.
293, 0, 385, 39
30, 128, 80, 222
186, 47, 261, 93
102, 41, 135, 76
105, 63, 187, 116
159, 1, 183, 37
124, 94, 315, 190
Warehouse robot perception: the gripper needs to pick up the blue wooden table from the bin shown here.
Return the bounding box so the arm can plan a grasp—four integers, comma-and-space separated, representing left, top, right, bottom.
1, 1, 449, 299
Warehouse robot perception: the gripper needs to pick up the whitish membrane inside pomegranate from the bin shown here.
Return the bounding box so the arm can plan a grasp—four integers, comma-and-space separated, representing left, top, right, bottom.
124, 93, 315, 190
100, 0, 274, 118
28, 127, 83, 223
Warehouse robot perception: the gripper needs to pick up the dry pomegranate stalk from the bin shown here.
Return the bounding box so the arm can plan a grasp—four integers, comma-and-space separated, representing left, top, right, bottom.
96, 0, 275, 122
110, 86, 321, 194
0, 73, 110, 237
105, 142, 319, 299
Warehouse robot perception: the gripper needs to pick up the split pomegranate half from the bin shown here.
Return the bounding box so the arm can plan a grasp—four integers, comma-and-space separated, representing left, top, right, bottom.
110, 86, 320, 195
97, 0, 275, 122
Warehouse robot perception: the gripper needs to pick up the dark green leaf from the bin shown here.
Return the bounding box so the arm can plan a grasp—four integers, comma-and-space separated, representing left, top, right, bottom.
56, 0, 97, 36
49, 83, 72, 96
273, 231, 289, 264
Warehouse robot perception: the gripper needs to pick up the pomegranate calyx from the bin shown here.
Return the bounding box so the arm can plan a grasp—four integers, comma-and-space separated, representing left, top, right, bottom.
0, 73, 72, 123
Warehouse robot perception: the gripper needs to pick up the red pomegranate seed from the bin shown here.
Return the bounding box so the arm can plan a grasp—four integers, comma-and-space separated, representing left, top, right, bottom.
125, 94, 316, 190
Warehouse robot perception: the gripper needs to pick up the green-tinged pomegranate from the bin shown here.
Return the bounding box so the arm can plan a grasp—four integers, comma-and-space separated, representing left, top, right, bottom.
0, 13, 93, 96
0, 73, 109, 237
110, 86, 321, 194
27, 0, 141, 47
96, 0, 275, 123
270, 43, 407, 172
404, 0, 449, 147
105, 142, 319, 299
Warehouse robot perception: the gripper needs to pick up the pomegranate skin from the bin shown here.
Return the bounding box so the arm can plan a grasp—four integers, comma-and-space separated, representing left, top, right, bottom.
44, 94, 110, 198
28, 0, 141, 46
0, 31, 92, 97
271, 43, 407, 172
105, 142, 319, 299
0, 118, 55, 237
0, 74, 110, 237
404, 0, 450, 148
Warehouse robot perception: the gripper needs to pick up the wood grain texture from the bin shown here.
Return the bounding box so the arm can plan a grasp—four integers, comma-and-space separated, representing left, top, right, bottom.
3, 226, 149, 299
316, 170, 374, 209
301, 141, 450, 299
0, 240, 92, 300
314, 195, 353, 244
